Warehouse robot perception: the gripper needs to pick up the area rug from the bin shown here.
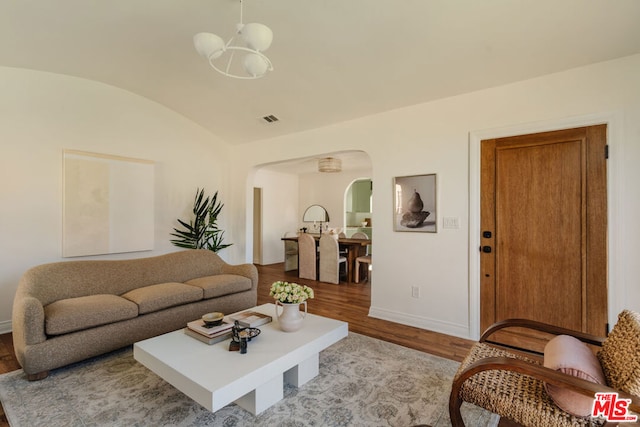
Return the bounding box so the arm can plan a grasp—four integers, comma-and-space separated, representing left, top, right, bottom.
0, 333, 498, 426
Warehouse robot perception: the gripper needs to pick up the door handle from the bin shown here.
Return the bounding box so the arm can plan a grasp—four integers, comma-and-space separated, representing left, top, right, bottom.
481, 246, 492, 253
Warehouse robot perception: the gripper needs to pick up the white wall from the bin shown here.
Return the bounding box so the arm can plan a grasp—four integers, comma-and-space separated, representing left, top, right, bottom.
234, 54, 640, 339
0, 67, 234, 332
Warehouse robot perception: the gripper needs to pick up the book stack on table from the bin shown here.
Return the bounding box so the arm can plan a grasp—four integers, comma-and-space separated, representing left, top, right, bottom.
184, 319, 234, 345
224, 310, 272, 328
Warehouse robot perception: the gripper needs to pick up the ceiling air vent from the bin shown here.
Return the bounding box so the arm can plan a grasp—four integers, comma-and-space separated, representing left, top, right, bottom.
262, 114, 279, 123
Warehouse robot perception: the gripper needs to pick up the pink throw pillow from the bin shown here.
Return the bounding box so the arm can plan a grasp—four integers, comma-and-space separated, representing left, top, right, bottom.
543, 334, 606, 417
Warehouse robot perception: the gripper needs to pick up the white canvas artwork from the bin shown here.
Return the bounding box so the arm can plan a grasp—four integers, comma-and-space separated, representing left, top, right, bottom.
63, 150, 154, 257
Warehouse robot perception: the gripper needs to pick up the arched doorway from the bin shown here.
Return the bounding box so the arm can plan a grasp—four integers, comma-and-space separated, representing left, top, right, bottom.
344, 178, 372, 238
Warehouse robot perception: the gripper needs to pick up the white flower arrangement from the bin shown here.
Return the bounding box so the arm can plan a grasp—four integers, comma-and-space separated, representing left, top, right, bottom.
269, 281, 314, 304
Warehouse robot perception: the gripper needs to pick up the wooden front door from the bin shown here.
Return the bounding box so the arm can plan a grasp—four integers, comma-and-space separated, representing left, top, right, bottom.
480, 125, 608, 349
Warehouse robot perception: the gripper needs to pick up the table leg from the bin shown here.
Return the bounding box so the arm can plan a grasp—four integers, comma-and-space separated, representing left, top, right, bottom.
346, 246, 356, 283
284, 353, 319, 387
234, 372, 284, 415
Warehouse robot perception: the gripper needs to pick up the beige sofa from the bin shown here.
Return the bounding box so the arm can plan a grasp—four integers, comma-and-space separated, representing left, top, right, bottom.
12, 249, 258, 380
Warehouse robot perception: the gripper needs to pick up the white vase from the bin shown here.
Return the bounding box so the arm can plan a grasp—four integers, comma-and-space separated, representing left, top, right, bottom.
275, 301, 307, 332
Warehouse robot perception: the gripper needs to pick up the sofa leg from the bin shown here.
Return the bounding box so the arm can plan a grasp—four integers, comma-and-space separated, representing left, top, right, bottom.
26, 371, 49, 381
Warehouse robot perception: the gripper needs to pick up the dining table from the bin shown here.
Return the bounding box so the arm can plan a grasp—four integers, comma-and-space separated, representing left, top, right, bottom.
281, 234, 371, 283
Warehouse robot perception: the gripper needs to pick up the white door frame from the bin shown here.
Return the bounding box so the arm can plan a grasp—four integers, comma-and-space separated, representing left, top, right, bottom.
468, 111, 624, 339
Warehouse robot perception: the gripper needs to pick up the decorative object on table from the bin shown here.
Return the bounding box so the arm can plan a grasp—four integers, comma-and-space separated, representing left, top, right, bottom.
225, 310, 272, 328
186, 318, 233, 338
170, 188, 232, 252
393, 174, 437, 232
228, 320, 261, 353
201, 311, 224, 326
270, 281, 314, 332
185, 315, 234, 345
193, 0, 274, 80
184, 328, 232, 345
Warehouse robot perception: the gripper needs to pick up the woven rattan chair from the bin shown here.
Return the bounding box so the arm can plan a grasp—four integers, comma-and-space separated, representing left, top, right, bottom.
298, 233, 317, 280
450, 310, 640, 427
283, 231, 299, 272
319, 234, 347, 284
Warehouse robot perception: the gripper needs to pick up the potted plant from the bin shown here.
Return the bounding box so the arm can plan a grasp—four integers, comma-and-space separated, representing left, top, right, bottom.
170, 188, 231, 252
269, 281, 314, 332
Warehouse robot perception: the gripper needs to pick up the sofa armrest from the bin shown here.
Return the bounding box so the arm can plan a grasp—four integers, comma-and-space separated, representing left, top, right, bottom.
12, 294, 47, 370
12, 295, 46, 346
220, 263, 259, 290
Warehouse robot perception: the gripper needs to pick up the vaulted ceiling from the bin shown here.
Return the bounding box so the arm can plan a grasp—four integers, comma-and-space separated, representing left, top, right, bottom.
2, 0, 640, 146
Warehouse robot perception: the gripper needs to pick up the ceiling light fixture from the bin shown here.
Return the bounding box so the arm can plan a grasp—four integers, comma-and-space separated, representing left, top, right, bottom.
318, 157, 342, 173
193, 0, 273, 79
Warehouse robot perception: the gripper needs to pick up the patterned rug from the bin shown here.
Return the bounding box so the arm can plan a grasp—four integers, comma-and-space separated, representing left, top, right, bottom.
0, 333, 498, 426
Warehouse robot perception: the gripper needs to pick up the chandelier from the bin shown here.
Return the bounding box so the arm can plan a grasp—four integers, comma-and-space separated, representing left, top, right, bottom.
193, 0, 273, 79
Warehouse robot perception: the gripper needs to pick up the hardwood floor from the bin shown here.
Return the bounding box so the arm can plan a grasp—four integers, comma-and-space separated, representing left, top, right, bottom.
256, 263, 476, 361
0, 262, 479, 426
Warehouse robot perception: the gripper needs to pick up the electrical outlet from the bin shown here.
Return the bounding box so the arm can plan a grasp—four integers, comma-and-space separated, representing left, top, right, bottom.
411, 286, 420, 298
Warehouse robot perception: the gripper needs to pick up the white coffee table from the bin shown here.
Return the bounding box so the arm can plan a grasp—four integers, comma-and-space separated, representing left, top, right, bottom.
133, 303, 348, 415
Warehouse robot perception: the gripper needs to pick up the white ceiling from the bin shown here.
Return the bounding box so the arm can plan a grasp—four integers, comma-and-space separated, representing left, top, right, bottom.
2, 0, 640, 149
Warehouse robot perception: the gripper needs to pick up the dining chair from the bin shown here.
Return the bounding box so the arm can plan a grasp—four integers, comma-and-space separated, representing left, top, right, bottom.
283, 231, 298, 272
351, 232, 371, 283
319, 234, 347, 284
337, 232, 348, 257
298, 233, 317, 280
355, 254, 371, 283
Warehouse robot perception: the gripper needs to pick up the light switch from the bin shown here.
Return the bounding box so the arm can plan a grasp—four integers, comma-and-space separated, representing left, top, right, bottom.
443, 217, 460, 229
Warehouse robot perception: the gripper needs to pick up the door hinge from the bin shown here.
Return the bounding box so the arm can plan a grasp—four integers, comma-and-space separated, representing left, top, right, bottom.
606, 322, 610, 335
605, 144, 609, 159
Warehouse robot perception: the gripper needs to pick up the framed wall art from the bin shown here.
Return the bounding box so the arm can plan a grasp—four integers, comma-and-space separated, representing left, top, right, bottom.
393, 173, 437, 232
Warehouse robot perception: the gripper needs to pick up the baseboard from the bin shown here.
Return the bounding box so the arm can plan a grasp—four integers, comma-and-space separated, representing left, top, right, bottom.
0, 320, 12, 335
368, 306, 470, 340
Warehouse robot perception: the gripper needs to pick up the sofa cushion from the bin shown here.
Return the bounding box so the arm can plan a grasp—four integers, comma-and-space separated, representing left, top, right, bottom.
543, 334, 606, 416
44, 294, 138, 336
121, 282, 203, 314
185, 274, 252, 299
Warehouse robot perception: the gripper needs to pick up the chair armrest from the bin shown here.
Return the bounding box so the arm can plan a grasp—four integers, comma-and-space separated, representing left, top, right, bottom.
452, 356, 640, 414
480, 318, 605, 347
